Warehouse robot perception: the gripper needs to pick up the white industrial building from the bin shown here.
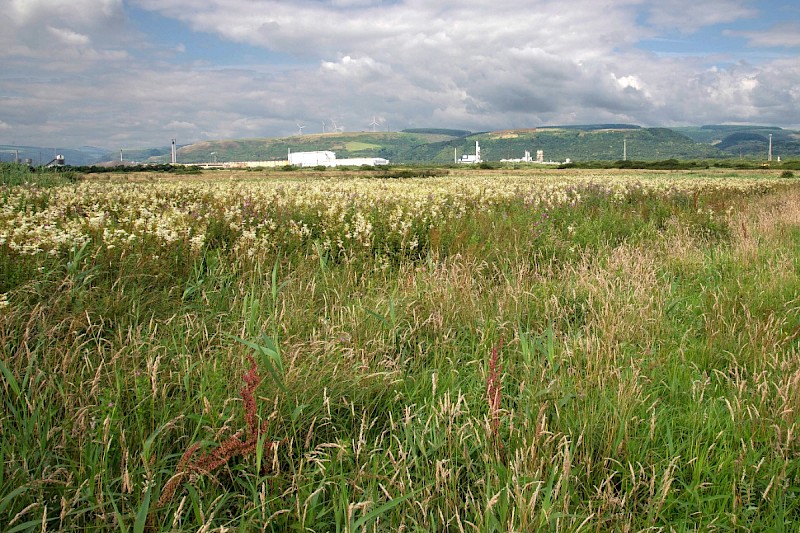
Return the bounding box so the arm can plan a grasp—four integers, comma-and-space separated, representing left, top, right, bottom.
457, 141, 482, 164
500, 149, 569, 165
288, 150, 389, 167
195, 160, 289, 169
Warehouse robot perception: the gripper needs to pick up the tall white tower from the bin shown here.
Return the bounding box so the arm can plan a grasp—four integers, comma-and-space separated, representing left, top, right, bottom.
475, 141, 481, 163
768, 134, 773, 162
171, 139, 177, 164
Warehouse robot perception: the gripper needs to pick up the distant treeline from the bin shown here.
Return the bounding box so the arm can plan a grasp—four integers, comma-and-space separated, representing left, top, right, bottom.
557, 159, 800, 171
400, 128, 472, 137
541, 124, 642, 131
5, 160, 798, 183
69, 164, 202, 174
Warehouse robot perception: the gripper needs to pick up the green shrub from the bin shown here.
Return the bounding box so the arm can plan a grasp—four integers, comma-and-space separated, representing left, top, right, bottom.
0, 163, 82, 187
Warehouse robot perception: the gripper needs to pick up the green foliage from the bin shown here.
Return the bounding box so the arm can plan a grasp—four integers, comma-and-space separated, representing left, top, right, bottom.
400, 128, 472, 137
716, 131, 768, 150
70, 163, 201, 174
0, 162, 81, 187
1, 173, 799, 530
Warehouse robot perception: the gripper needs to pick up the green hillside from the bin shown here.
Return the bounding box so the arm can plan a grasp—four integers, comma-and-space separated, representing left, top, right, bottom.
168, 132, 452, 164
12, 124, 800, 168
160, 127, 718, 165
672, 125, 800, 158
403, 127, 722, 163
126, 124, 800, 165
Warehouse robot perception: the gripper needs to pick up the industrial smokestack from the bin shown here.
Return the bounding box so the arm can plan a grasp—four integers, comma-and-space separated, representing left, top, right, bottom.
768, 134, 773, 162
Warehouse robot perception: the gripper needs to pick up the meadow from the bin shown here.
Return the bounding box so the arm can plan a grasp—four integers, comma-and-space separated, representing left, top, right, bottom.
1, 164, 799, 531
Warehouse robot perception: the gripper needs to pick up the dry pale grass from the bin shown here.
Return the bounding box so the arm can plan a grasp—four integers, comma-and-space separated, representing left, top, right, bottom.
570, 245, 663, 347
731, 185, 800, 255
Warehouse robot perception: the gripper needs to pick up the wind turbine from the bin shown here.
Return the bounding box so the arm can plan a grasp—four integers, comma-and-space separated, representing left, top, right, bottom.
330, 119, 344, 133
297, 122, 306, 136
369, 116, 380, 132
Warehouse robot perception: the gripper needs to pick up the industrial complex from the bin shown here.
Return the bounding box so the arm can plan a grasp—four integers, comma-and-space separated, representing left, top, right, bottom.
457, 142, 568, 165
287, 150, 389, 168
155, 130, 574, 168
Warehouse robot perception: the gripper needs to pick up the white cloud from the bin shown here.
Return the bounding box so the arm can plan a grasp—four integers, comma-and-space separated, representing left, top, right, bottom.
1, 0, 799, 148
8, 0, 123, 24
724, 24, 800, 48
644, 0, 757, 32
1, 0, 128, 67
615, 75, 645, 92
321, 55, 390, 78
47, 26, 92, 46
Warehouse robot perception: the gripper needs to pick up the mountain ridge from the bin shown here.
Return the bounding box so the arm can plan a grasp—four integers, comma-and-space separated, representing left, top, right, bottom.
4, 124, 798, 166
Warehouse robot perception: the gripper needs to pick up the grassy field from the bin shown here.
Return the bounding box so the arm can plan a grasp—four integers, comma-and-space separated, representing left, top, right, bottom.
1, 164, 799, 531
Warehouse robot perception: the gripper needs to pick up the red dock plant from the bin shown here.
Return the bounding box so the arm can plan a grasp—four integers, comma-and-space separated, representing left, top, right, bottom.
157, 355, 275, 508
486, 338, 504, 452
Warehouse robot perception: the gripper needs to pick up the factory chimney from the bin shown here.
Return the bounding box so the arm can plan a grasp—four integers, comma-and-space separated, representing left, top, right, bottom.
768, 134, 773, 162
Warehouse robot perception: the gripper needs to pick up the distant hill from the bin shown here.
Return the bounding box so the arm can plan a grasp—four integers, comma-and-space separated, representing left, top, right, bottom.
168, 132, 456, 164
672, 125, 800, 158
541, 124, 642, 131
13, 124, 800, 167
0, 145, 112, 166
153, 127, 721, 165
398, 126, 721, 163
119, 146, 173, 163
400, 128, 472, 138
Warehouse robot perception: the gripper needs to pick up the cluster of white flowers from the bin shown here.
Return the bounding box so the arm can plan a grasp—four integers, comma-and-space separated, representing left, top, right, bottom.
0, 170, 790, 259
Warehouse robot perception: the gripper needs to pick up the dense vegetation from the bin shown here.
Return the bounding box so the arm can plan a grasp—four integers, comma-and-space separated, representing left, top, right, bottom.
1, 168, 799, 531
0, 162, 82, 187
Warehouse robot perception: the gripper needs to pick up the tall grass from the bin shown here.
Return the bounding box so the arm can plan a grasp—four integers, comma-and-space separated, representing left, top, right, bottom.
1, 170, 799, 531
0, 162, 81, 187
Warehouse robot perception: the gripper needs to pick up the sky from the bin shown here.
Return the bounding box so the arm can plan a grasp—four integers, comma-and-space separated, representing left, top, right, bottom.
1, 0, 799, 150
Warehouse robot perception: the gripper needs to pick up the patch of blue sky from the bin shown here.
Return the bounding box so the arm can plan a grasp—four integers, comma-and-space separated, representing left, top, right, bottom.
127, 6, 299, 68
639, 30, 743, 56
722, 4, 800, 39
634, 0, 799, 61
637, 26, 796, 65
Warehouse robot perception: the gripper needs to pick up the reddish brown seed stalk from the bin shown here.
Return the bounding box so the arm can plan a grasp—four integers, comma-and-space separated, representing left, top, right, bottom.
486, 338, 504, 443
156, 355, 273, 509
